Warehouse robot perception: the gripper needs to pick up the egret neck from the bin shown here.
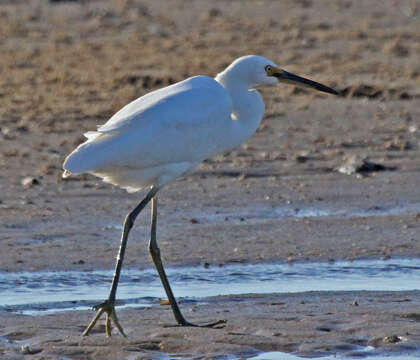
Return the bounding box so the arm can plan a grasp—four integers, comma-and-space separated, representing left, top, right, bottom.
215, 71, 265, 150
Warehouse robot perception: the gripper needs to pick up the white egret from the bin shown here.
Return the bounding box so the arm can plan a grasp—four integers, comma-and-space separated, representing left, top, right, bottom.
63, 55, 338, 337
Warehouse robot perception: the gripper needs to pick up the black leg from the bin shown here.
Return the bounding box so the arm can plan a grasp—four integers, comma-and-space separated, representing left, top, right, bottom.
148, 196, 226, 328
82, 186, 159, 337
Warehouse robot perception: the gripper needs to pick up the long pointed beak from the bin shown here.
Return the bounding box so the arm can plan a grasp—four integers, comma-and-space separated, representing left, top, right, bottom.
274, 70, 339, 95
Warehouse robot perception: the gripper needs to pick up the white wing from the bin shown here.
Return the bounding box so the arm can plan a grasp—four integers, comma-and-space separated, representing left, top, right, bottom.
64, 76, 233, 175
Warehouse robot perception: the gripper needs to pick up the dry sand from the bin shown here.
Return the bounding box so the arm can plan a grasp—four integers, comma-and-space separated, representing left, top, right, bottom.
1, 0, 420, 359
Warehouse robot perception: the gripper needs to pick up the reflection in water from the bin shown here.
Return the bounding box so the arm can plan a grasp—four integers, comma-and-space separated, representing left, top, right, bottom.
0, 258, 419, 315
249, 349, 420, 360
184, 202, 420, 225
104, 202, 420, 230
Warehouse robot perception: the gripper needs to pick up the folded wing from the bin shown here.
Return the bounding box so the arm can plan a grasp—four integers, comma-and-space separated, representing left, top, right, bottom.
63, 76, 233, 176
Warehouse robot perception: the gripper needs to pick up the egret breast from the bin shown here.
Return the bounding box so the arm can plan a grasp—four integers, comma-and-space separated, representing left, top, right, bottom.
92, 162, 197, 193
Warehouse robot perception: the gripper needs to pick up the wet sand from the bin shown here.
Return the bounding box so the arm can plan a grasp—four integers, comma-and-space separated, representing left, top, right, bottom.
2, 291, 420, 359
1, 0, 420, 359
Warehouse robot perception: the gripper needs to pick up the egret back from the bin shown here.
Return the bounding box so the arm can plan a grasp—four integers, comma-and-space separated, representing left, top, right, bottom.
63, 76, 234, 185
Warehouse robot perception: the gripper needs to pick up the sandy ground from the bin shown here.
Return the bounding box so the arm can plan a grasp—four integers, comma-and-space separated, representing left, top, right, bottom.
1, 0, 420, 359
2, 291, 420, 359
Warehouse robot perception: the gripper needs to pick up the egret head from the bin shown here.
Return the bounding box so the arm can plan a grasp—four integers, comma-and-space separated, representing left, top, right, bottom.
218, 55, 338, 95
218, 55, 279, 87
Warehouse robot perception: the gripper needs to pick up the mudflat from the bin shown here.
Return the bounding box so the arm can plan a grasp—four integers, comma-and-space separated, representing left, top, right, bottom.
1, 0, 419, 359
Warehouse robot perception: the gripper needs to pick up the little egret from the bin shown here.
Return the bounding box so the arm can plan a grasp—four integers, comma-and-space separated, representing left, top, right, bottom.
63, 55, 338, 337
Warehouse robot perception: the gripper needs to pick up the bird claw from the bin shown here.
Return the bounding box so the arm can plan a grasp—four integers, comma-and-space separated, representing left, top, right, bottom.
164, 319, 227, 329
82, 300, 127, 337
92, 301, 107, 312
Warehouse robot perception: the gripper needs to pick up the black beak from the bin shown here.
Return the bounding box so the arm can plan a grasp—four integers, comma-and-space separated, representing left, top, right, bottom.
274, 70, 339, 95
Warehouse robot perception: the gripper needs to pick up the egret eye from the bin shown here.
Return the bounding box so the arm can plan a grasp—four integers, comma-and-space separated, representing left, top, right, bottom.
265, 65, 275, 76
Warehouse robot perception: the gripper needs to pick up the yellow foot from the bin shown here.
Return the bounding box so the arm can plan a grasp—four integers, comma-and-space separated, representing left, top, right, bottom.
82, 300, 127, 337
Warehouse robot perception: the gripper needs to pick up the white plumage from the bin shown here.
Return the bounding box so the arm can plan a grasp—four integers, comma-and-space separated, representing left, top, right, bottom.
64, 55, 337, 191
63, 55, 338, 337
63, 56, 274, 191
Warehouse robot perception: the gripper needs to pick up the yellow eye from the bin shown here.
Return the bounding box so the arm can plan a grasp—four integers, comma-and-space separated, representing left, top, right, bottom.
265, 65, 273, 75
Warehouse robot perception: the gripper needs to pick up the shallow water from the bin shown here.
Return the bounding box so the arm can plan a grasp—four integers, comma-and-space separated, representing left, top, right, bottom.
180, 201, 420, 226
161, 347, 420, 359
248, 349, 420, 359
0, 258, 419, 315
104, 202, 420, 231
159, 346, 420, 359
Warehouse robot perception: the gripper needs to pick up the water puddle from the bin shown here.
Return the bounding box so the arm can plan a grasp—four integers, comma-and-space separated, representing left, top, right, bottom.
148, 346, 420, 359
248, 349, 420, 359
188, 202, 420, 225
103, 202, 420, 231
0, 258, 419, 315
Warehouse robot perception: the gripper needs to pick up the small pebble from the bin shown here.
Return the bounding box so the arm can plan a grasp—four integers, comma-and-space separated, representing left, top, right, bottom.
21, 177, 40, 188
21, 345, 42, 355
383, 335, 401, 344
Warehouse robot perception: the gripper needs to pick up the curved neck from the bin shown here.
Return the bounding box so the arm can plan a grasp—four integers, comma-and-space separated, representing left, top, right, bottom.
215, 72, 265, 143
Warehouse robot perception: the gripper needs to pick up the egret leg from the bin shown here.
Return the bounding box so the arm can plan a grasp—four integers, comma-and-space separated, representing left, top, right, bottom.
82, 186, 159, 337
149, 197, 226, 328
